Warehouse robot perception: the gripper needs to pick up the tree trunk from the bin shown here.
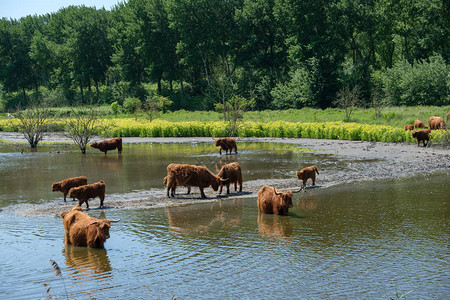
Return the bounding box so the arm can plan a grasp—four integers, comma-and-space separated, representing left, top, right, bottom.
157, 78, 162, 95
88, 78, 93, 104
95, 80, 100, 103
80, 81, 84, 104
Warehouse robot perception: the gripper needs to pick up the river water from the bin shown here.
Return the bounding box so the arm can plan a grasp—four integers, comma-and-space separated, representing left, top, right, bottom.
0, 141, 448, 299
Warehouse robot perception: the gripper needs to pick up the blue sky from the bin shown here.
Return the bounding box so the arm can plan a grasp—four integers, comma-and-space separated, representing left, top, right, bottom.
0, 0, 124, 19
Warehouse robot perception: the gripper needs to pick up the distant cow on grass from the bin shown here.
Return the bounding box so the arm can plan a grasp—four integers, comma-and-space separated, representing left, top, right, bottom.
52, 176, 88, 202
446, 113, 450, 122
412, 129, 430, 147
404, 124, 414, 131
60, 205, 119, 248
414, 120, 427, 129
166, 164, 228, 198
257, 186, 302, 216
428, 116, 446, 130
296, 166, 319, 189
91, 137, 122, 154
217, 162, 243, 194
69, 180, 106, 209
215, 137, 237, 155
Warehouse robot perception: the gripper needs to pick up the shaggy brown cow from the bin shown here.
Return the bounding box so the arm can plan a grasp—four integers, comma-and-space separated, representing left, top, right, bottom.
215, 137, 237, 155
68, 180, 106, 209
428, 116, 447, 130
91, 137, 122, 154
296, 166, 319, 189
404, 124, 414, 131
217, 162, 243, 194
412, 129, 430, 147
257, 186, 302, 215
166, 164, 228, 198
60, 205, 119, 248
414, 120, 427, 129
52, 176, 88, 202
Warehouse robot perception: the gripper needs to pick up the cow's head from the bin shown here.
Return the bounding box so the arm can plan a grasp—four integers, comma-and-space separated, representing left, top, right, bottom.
52, 182, 61, 192
274, 187, 302, 209
68, 187, 80, 198
90, 220, 112, 240
214, 138, 221, 147
296, 170, 304, 180
212, 176, 229, 191
411, 131, 417, 138
90, 142, 99, 149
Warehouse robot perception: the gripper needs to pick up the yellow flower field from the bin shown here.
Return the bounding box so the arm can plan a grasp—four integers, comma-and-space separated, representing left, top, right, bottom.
0, 118, 447, 143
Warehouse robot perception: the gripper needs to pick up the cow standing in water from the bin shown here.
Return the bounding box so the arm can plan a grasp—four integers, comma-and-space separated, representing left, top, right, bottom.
60, 205, 119, 248
215, 137, 237, 155
257, 186, 302, 216
91, 137, 122, 154
296, 166, 319, 189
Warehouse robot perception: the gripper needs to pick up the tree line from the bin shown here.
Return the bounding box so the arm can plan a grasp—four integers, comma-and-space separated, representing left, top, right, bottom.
0, 0, 449, 112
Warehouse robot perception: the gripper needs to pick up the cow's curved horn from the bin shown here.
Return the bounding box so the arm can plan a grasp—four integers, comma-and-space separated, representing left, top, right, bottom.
89, 221, 98, 225
220, 177, 229, 182
273, 187, 282, 195
109, 219, 121, 223
292, 186, 304, 193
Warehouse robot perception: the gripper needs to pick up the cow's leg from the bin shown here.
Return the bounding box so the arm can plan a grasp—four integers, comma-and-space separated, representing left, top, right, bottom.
99, 195, 104, 207
167, 186, 171, 197
226, 183, 230, 194
234, 182, 237, 191
219, 148, 222, 155
63, 192, 67, 202
219, 185, 223, 194
200, 188, 207, 199
238, 180, 242, 192
312, 175, 316, 186
187, 187, 191, 194
86, 200, 89, 210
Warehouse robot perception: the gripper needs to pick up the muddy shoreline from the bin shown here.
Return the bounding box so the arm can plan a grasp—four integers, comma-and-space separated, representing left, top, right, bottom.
1, 132, 449, 217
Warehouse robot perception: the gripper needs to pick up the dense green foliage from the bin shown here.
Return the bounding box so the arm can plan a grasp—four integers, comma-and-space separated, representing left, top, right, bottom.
0, 0, 449, 112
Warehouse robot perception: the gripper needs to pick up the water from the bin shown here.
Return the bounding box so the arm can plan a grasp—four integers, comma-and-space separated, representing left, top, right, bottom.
0, 141, 448, 299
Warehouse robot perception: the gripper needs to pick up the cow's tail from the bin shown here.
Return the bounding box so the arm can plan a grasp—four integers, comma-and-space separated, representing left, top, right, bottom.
314, 166, 319, 175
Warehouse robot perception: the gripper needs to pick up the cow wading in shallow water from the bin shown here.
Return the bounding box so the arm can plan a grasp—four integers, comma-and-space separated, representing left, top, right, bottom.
91, 137, 122, 154
257, 186, 302, 216
60, 205, 119, 248
215, 137, 237, 155
165, 164, 229, 198
52, 176, 88, 202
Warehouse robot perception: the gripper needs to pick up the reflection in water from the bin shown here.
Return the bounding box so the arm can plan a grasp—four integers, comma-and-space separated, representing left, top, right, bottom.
214, 155, 238, 172
63, 245, 112, 277
257, 213, 293, 238
166, 199, 243, 233
297, 190, 319, 211
92, 155, 123, 172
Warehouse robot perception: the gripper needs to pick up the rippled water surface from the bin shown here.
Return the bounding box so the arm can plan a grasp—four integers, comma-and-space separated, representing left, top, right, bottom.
0, 142, 448, 299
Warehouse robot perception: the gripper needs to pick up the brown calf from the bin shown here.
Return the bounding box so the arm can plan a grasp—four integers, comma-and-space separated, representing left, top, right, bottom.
52, 176, 88, 202
412, 129, 430, 147
68, 180, 106, 209
404, 124, 414, 131
296, 166, 319, 189
414, 120, 427, 129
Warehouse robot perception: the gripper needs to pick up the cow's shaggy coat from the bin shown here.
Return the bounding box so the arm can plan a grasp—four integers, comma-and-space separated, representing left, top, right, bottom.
60, 205, 117, 248
257, 186, 301, 215
412, 129, 430, 147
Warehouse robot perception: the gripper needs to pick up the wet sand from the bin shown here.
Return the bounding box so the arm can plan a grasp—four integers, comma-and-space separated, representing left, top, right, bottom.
1, 132, 449, 217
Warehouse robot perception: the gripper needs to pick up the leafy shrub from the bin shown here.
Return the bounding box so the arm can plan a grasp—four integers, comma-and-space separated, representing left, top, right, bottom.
271, 67, 314, 109
123, 97, 141, 114
110, 101, 121, 116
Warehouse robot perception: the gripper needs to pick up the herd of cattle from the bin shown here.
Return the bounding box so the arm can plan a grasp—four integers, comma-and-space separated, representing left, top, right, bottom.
405, 114, 448, 147
54, 137, 320, 249
54, 113, 448, 249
